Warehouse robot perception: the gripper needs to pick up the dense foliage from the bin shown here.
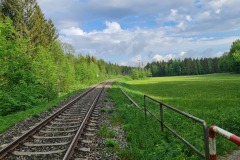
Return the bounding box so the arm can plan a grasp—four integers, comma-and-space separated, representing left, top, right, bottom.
145, 40, 240, 77
129, 68, 151, 80
0, 1, 132, 116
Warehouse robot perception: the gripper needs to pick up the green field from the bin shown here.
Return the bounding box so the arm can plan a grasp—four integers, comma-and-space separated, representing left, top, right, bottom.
110, 73, 240, 159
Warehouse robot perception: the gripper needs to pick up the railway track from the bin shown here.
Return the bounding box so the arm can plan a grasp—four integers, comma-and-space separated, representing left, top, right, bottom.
0, 81, 111, 160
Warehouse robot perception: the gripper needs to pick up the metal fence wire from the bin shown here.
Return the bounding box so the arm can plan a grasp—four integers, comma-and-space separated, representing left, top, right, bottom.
120, 88, 210, 160
144, 95, 209, 160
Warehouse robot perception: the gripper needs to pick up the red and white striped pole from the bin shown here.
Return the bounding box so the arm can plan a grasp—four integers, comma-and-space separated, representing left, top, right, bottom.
209, 126, 240, 160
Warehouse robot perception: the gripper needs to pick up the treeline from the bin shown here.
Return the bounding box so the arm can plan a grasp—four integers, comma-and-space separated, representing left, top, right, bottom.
0, 0, 131, 116
145, 40, 240, 77
145, 57, 221, 77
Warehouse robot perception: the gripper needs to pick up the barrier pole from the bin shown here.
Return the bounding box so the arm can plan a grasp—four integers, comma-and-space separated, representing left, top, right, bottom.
209, 125, 240, 160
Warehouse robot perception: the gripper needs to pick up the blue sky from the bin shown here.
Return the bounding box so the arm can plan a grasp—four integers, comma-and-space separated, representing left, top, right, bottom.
37, 0, 240, 66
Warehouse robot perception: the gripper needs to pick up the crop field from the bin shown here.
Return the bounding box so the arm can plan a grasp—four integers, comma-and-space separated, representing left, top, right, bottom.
110, 73, 240, 160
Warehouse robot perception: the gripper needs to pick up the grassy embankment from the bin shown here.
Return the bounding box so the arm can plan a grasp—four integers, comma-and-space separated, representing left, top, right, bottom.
110, 73, 240, 160
0, 83, 91, 133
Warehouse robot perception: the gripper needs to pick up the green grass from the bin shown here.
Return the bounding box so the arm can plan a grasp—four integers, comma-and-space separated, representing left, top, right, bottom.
0, 85, 88, 133
104, 138, 119, 149
97, 124, 115, 138
110, 73, 240, 160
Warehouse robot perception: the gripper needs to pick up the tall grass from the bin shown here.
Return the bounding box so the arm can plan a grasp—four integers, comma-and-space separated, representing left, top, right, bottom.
110, 73, 240, 159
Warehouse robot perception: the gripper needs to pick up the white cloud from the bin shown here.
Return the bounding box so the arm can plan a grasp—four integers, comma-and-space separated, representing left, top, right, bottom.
152, 54, 175, 62
208, 0, 227, 14
179, 51, 186, 56
153, 54, 164, 61
185, 15, 192, 21
37, 0, 240, 66
170, 9, 178, 19
60, 27, 85, 36
177, 22, 186, 30
104, 21, 122, 33
197, 11, 211, 21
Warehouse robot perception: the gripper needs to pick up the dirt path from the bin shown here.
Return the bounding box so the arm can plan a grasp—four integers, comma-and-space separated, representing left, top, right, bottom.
219, 150, 240, 160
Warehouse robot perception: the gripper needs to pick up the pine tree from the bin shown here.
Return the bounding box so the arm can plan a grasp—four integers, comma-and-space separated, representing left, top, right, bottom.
0, 5, 3, 20
45, 19, 58, 44
1, 0, 28, 37
29, 5, 46, 47
2, 0, 58, 48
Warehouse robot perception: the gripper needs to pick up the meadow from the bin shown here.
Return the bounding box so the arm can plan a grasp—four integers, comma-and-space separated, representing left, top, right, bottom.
110, 73, 240, 159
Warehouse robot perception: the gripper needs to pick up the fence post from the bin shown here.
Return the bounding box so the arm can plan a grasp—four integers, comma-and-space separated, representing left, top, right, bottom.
144, 95, 147, 120
160, 103, 164, 132
202, 122, 210, 160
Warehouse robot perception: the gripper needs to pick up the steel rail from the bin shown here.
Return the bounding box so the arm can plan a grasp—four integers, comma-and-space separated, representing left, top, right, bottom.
0, 82, 103, 159
63, 82, 106, 160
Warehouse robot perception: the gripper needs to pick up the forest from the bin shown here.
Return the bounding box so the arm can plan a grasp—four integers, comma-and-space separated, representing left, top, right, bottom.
0, 0, 132, 116
145, 42, 240, 77
0, 0, 239, 116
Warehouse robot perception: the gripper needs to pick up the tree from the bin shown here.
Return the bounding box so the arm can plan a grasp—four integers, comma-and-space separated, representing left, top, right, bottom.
229, 40, 240, 73
1, 0, 57, 48
29, 5, 47, 47
0, 18, 38, 115
1, 0, 26, 37
33, 46, 58, 101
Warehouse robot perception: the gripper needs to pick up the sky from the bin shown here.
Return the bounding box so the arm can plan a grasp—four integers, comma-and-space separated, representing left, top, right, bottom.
37, 0, 240, 67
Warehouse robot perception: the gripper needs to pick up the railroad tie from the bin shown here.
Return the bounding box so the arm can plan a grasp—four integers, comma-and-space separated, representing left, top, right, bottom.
55, 118, 82, 121
87, 123, 97, 127
0, 144, 8, 149
45, 125, 79, 129
75, 158, 89, 160
86, 128, 96, 131
40, 129, 78, 133
81, 140, 92, 144
33, 135, 73, 139
78, 147, 90, 152
51, 121, 80, 125
89, 120, 97, 123
23, 142, 70, 146
12, 149, 66, 156
84, 133, 95, 136
12, 137, 19, 140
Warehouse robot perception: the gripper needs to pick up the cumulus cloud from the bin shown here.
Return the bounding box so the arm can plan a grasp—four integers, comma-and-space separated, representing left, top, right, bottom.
185, 15, 192, 21
152, 54, 179, 62
153, 54, 164, 61
196, 11, 211, 21
179, 51, 186, 56
177, 22, 186, 30
60, 27, 85, 36
57, 22, 237, 66
104, 21, 122, 33
37, 0, 240, 66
